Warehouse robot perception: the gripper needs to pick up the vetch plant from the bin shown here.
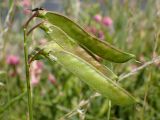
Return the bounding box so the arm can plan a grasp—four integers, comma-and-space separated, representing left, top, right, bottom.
0, 1, 159, 119
23, 8, 138, 119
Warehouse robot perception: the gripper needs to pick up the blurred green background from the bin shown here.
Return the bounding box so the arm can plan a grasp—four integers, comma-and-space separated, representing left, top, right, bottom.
0, 0, 160, 120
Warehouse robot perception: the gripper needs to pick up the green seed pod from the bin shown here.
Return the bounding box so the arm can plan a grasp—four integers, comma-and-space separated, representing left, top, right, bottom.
30, 43, 137, 106
49, 51, 137, 106
40, 22, 117, 80
37, 10, 135, 63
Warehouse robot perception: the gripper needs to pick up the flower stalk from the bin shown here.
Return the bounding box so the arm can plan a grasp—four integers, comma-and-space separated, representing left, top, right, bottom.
23, 28, 33, 120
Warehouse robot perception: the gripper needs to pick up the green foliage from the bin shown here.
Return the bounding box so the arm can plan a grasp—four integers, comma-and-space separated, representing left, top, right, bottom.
0, 71, 6, 81
0, 0, 160, 119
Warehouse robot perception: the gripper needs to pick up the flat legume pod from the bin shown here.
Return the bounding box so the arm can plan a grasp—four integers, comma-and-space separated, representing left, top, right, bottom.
40, 22, 117, 80
31, 43, 137, 106
37, 10, 135, 63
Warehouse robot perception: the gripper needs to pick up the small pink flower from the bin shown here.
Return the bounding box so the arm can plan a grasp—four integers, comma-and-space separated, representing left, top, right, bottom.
20, 0, 31, 15
6, 55, 20, 66
30, 61, 43, 86
93, 14, 102, 23
85, 26, 97, 35
31, 74, 39, 86
48, 73, 56, 84
36, 61, 43, 70
21, 0, 31, 7
97, 30, 104, 40
102, 16, 113, 26
90, 27, 97, 35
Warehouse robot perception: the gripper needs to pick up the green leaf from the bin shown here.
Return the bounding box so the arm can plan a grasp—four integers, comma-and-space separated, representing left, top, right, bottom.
40, 22, 117, 80
37, 10, 135, 63
0, 71, 6, 80
30, 43, 137, 106
0, 71, 6, 87
0, 82, 4, 87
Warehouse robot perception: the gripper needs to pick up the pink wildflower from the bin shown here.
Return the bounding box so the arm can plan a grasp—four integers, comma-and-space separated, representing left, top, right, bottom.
48, 73, 56, 85
20, 0, 31, 15
85, 26, 97, 36
31, 73, 39, 86
102, 16, 113, 26
30, 61, 43, 86
97, 30, 105, 40
85, 26, 105, 40
90, 27, 97, 35
21, 0, 31, 7
35, 61, 43, 71
6, 55, 20, 66
93, 14, 102, 23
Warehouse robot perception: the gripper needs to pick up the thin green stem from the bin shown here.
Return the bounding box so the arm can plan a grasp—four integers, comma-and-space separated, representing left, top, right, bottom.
107, 100, 111, 120
118, 56, 160, 82
23, 28, 33, 120
27, 21, 45, 36
141, 72, 151, 120
6, 67, 11, 119
0, 91, 26, 114
23, 11, 38, 28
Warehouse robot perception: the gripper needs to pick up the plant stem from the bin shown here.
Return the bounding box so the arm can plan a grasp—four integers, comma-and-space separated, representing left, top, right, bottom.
27, 21, 44, 36
59, 93, 100, 120
23, 11, 38, 28
6, 68, 11, 119
118, 56, 160, 82
0, 91, 26, 114
107, 100, 111, 120
141, 72, 151, 120
23, 28, 33, 120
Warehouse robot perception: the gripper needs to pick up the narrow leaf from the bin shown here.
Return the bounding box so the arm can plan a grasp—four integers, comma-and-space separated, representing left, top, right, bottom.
0, 71, 6, 80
